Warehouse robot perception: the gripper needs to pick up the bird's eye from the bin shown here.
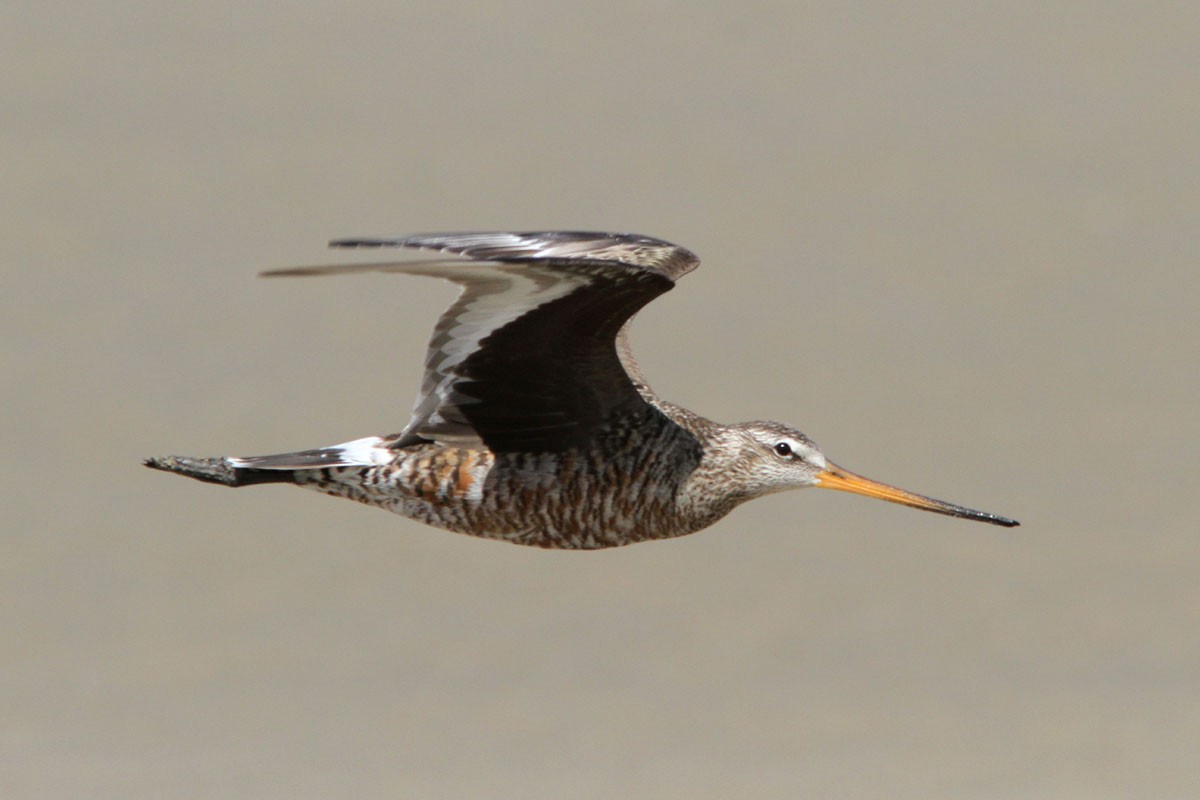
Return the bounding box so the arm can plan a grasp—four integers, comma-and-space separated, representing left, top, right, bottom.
773, 442, 793, 457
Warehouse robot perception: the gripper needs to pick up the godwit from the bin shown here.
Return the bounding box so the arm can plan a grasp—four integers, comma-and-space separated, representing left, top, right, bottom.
146, 231, 1018, 548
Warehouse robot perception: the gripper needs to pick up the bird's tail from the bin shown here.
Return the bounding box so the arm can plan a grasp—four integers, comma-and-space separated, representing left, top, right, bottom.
143, 455, 296, 487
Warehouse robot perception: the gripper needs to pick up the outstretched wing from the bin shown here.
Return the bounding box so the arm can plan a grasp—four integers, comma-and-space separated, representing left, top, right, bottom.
265, 232, 700, 453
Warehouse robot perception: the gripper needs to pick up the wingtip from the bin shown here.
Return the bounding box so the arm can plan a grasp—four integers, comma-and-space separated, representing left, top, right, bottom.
329, 238, 398, 249
258, 266, 306, 278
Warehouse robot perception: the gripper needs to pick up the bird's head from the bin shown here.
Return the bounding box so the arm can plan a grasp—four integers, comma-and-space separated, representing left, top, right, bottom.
719, 421, 1018, 527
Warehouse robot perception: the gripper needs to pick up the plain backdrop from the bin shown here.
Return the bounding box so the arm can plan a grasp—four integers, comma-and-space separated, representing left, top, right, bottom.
4, 3, 1197, 798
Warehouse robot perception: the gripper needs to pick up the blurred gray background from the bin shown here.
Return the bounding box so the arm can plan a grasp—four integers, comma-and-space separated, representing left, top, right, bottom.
4, 2, 1197, 797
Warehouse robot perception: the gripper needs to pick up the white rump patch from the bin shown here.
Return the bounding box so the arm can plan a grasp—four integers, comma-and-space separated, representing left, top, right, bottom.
227, 435, 390, 469
327, 436, 392, 465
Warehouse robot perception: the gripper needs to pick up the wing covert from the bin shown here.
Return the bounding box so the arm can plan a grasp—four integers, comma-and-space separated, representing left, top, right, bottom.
266, 232, 699, 452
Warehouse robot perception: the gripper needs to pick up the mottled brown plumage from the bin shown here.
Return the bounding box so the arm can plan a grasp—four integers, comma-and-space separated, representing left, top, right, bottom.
146, 231, 1018, 548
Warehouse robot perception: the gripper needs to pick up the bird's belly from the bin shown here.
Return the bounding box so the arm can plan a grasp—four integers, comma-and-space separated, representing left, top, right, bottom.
296, 448, 691, 549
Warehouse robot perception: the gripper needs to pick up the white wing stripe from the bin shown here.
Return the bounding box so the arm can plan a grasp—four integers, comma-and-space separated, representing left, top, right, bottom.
403, 267, 589, 441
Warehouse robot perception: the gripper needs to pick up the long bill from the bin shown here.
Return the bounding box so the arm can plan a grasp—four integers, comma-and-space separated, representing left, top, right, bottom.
815, 462, 1019, 527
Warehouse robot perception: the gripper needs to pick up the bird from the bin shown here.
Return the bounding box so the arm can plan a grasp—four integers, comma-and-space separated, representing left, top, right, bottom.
146, 231, 1018, 549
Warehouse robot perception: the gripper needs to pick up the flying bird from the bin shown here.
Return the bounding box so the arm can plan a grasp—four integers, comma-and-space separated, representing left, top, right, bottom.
146, 231, 1018, 548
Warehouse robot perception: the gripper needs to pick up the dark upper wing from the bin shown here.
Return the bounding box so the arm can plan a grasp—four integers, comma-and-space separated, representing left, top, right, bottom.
265, 232, 700, 452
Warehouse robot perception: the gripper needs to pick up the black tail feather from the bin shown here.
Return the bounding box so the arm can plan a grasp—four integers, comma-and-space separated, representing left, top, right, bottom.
144, 455, 296, 487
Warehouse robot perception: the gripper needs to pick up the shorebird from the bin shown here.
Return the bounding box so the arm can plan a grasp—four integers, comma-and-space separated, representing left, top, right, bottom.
146, 231, 1018, 548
